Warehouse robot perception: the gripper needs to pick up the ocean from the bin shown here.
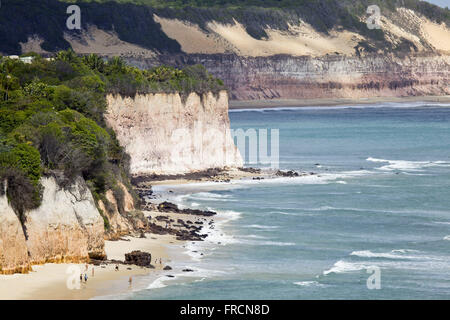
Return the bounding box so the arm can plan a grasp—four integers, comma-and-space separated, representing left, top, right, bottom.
127, 102, 450, 299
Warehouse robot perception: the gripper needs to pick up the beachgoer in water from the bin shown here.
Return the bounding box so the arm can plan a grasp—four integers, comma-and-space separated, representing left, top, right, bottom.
115, 264, 119, 271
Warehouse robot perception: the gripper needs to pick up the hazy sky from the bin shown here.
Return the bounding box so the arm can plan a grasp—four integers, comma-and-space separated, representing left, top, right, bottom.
424, 0, 449, 8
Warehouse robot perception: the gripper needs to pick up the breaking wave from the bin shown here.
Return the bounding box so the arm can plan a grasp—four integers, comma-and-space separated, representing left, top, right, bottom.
367, 157, 450, 172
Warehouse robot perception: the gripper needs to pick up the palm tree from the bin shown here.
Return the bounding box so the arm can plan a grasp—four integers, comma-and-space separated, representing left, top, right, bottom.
55, 49, 77, 63
83, 54, 105, 72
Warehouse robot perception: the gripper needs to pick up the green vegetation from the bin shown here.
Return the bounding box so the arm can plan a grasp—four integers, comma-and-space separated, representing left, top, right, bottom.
0, 0, 181, 54
0, 50, 223, 216
1, 0, 447, 55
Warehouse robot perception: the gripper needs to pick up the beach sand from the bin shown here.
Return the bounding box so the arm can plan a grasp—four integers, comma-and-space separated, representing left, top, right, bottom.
0, 233, 182, 300
144, 167, 267, 186
0, 167, 252, 300
229, 96, 450, 109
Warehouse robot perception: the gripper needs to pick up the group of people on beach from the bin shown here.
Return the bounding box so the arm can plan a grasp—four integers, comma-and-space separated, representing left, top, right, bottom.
79, 264, 94, 284
77, 257, 164, 288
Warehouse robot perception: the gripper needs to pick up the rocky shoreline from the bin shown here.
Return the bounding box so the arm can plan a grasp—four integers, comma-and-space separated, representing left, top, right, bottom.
133, 168, 313, 244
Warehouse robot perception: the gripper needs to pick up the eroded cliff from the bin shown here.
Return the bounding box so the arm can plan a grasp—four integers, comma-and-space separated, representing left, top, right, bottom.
105, 91, 243, 176
24, 176, 106, 264
0, 183, 31, 274
136, 53, 450, 100
0, 176, 106, 273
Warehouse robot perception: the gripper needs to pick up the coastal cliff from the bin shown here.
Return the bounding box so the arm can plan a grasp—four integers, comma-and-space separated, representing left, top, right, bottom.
105, 90, 243, 176
0, 50, 234, 273
0, 183, 31, 274
0, 176, 106, 273
132, 53, 450, 100
3, 1, 449, 102
24, 176, 106, 264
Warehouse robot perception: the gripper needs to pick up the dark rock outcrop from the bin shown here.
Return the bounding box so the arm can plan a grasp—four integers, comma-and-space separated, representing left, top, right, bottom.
276, 170, 299, 177
157, 201, 216, 217
124, 250, 152, 267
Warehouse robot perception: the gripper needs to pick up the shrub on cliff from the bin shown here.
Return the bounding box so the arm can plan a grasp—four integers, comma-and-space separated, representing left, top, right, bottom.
0, 141, 42, 216
105, 61, 226, 96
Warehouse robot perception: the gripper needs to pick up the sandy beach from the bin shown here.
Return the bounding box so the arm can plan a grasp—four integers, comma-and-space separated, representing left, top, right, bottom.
0, 233, 182, 300
0, 168, 265, 300
229, 96, 450, 109
146, 167, 266, 186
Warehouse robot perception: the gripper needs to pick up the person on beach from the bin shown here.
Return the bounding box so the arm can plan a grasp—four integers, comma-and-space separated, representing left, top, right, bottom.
115, 264, 119, 271
84, 273, 88, 283
92, 267, 94, 277
80, 274, 83, 283
129, 276, 132, 286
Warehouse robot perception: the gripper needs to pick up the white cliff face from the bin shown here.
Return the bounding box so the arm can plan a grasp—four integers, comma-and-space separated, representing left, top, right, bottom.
24, 177, 105, 264
98, 186, 134, 239
105, 91, 243, 176
0, 186, 30, 274
0, 176, 106, 273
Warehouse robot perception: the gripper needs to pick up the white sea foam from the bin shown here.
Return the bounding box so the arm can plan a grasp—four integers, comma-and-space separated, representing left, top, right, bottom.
147, 276, 170, 289
350, 250, 420, 260
323, 260, 368, 275
219, 210, 242, 222
241, 240, 296, 246
172, 266, 227, 280
240, 234, 269, 239
294, 281, 325, 287
434, 221, 450, 225
367, 157, 450, 172
259, 241, 295, 246
391, 249, 420, 254
325, 248, 447, 276
245, 224, 279, 229
181, 208, 243, 263
271, 211, 298, 216
189, 192, 235, 202
443, 235, 450, 241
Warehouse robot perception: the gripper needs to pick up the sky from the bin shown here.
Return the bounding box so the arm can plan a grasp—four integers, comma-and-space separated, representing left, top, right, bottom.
424, 0, 449, 8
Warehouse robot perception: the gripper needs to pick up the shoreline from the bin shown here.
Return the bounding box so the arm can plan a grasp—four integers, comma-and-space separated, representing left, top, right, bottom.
0, 174, 244, 300
0, 233, 183, 300
0, 169, 287, 300
229, 95, 450, 109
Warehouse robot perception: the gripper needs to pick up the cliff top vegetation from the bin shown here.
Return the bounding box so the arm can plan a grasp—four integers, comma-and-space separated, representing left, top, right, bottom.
1, 0, 448, 55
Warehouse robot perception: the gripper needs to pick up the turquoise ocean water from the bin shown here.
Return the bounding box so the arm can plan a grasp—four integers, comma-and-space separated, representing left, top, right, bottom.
127, 102, 450, 299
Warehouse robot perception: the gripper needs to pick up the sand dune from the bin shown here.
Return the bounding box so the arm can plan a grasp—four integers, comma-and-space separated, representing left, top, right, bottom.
64, 26, 156, 57
422, 21, 450, 52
